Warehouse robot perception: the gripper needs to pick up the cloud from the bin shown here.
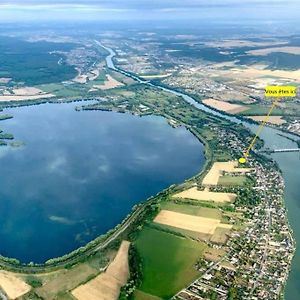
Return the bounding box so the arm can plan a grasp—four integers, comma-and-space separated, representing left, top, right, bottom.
49, 215, 75, 225
98, 163, 110, 173
47, 156, 67, 173
0, 0, 299, 22
1, 0, 299, 9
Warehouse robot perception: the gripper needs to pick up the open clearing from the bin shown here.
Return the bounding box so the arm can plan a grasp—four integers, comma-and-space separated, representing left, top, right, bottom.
154, 210, 232, 236
210, 227, 231, 244
204, 248, 226, 262
203, 98, 249, 114
72, 241, 130, 300
204, 39, 288, 49
73, 68, 100, 84
72, 273, 122, 300
0, 271, 31, 299
0, 86, 54, 101
0, 78, 11, 84
161, 202, 222, 219
227, 67, 300, 82
218, 175, 248, 186
154, 210, 222, 235
135, 227, 207, 298
93, 74, 124, 90
246, 115, 286, 125
247, 46, 300, 56
202, 161, 253, 186
36, 263, 99, 299
13, 87, 47, 95
141, 73, 172, 79
134, 290, 162, 300
172, 187, 236, 203
105, 240, 130, 285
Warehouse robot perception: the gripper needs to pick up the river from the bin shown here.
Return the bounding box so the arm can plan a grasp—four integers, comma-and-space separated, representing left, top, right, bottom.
102, 42, 300, 300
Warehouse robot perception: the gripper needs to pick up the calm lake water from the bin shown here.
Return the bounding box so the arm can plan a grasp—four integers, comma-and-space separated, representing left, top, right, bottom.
0, 102, 204, 263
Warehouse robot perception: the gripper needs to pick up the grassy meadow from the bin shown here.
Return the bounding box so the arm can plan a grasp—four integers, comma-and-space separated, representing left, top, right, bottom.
134, 226, 206, 299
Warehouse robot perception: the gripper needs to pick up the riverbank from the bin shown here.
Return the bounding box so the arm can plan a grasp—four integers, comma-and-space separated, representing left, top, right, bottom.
100, 43, 296, 299
0, 42, 296, 299
0, 99, 205, 266
0, 67, 237, 272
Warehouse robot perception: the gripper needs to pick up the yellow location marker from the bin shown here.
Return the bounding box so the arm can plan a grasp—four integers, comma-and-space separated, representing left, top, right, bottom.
239, 157, 247, 164
265, 86, 296, 98
238, 86, 297, 163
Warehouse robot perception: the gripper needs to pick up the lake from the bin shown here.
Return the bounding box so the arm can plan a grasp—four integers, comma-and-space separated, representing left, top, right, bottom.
0, 102, 205, 263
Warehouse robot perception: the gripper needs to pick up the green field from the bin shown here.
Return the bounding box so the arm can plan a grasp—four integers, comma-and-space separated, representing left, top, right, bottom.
38, 82, 90, 98
161, 201, 221, 219
135, 227, 207, 299
240, 104, 284, 116
218, 175, 247, 186
134, 290, 162, 300
38, 69, 130, 98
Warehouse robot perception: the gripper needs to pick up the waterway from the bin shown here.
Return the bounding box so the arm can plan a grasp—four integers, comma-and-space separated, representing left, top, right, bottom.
102, 42, 300, 300
0, 102, 204, 263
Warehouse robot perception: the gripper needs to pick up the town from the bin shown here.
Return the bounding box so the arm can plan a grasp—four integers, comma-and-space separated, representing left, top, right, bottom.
174, 125, 295, 300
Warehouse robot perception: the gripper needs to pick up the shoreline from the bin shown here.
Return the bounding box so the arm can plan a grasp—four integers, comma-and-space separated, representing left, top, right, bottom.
0, 44, 296, 298
0, 100, 212, 272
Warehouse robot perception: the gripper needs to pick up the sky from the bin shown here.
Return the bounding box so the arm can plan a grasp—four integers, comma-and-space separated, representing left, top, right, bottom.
0, 0, 300, 23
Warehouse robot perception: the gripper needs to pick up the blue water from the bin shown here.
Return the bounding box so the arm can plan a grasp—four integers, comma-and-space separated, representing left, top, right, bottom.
0, 102, 204, 263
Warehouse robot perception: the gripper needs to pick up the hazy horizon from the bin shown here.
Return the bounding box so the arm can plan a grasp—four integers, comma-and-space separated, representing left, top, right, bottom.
0, 0, 300, 28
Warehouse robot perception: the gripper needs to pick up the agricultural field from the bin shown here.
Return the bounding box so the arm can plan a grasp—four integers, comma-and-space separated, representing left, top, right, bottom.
160, 202, 222, 219
0, 36, 135, 103
202, 161, 253, 186
154, 202, 233, 244
154, 210, 224, 235
239, 104, 286, 116
246, 115, 286, 125
0, 271, 31, 299
37, 82, 88, 98
17, 248, 113, 300
203, 98, 249, 114
218, 175, 248, 186
134, 290, 162, 300
210, 227, 231, 244
72, 241, 130, 300
36, 68, 133, 100
35, 264, 100, 299
134, 227, 207, 299
172, 187, 237, 203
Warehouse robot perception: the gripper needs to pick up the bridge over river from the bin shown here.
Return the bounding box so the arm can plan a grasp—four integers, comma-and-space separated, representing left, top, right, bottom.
261, 148, 300, 154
